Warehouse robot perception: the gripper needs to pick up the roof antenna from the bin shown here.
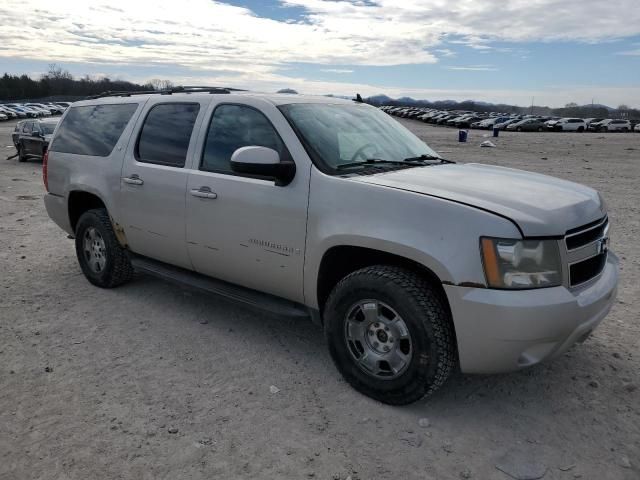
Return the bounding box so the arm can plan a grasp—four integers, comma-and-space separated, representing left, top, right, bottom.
353, 93, 364, 103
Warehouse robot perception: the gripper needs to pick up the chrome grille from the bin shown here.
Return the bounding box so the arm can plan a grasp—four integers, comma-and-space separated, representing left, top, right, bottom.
565, 216, 609, 287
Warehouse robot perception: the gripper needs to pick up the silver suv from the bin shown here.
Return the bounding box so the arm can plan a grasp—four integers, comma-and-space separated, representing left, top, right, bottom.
43, 88, 618, 404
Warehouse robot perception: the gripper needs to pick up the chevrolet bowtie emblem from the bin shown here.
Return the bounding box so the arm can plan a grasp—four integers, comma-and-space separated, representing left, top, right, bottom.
597, 237, 609, 254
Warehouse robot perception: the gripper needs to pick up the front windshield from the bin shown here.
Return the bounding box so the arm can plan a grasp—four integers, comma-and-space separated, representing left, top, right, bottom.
279, 103, 440, 172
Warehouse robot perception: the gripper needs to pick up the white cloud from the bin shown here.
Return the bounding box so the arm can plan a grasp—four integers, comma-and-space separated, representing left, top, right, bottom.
0, 0, 638, 106
1, 0, 638, 70
320, 68, 354, 73
435, 49, 456, 58
445, 65, 498, 71
618, 50, 640, 55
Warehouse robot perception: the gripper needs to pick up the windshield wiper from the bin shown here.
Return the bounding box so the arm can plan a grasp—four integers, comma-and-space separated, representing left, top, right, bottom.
403, 154, 454, 164
336, 158, 411, 170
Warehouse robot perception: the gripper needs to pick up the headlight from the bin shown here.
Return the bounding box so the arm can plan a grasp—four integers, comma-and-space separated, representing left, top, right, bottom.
480, 237, 562, 289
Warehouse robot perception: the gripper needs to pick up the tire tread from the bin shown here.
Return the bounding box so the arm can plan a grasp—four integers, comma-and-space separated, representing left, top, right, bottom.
75, 208, 133, 288
325, 265, 457, 405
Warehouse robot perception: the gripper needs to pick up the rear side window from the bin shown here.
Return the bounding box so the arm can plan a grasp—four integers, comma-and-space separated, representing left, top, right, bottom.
50, 103, 138, 156
201, 104, 286, 174
136, 103, 200, 168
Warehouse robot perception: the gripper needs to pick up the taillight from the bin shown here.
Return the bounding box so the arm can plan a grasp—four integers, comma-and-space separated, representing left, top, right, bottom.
42, 149, 49, 192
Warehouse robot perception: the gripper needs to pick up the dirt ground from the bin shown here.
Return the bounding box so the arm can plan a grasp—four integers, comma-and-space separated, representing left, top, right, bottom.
1, 117, 638, 480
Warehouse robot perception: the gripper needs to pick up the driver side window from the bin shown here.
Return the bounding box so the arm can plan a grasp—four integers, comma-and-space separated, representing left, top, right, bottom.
201, 104, 287, 174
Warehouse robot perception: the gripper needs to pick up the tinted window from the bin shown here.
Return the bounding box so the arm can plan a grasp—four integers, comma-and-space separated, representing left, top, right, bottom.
22, 122, 32, 133
137, 103, 200, 167
41, 123, 56, 135
201, 104, 285, 174
51, 104, 138, 156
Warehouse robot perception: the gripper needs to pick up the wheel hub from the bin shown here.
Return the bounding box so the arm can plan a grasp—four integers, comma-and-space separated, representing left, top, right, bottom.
83, 227, 107, 273
344, 300, 413, 380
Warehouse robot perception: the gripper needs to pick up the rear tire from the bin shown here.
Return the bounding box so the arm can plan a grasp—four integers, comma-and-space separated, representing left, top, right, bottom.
324, 265, 456, 405
517, 127, 522, 132
537, 127, 543, 132
75, 208, 133, 288
577, 126, 584, 132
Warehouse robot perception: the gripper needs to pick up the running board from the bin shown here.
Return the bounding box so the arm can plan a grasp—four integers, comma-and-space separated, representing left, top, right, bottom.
129, 254, 310, 319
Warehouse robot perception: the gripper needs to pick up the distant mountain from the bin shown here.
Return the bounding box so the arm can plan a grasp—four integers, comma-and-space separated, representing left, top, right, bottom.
367, 94, 394, 104
581, 103, 614, 111
317, 93, 633, 116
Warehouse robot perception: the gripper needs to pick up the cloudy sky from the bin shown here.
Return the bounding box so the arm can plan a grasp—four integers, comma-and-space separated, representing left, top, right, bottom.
1, 0, 639, 107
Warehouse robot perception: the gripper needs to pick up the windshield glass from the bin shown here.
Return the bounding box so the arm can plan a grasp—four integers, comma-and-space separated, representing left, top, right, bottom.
279, 103, 440, 172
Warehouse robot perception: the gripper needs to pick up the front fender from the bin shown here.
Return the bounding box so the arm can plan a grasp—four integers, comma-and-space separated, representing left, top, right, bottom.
303, 169, 521, 308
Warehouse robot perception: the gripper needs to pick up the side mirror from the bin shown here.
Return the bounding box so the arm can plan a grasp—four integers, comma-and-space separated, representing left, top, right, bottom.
231, 146, 295, 186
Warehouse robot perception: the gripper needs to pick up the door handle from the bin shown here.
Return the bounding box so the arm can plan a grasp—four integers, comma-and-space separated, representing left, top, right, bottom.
190, 187, 218, 199
123, 174, 144, 185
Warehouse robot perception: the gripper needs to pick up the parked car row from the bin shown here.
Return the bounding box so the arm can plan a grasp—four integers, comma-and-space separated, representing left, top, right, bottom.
380, 106, 638, 133
0, 101, 71, 120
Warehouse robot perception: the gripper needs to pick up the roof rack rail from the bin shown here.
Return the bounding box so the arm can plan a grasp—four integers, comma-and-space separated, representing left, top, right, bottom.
86, 86, 247, 100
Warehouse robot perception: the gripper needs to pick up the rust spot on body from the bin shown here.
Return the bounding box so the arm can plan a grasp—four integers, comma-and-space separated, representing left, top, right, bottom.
110, 217, 128, 248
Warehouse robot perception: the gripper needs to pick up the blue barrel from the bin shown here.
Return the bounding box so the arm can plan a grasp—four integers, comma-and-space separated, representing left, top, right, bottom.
493, 127, 499, 138
458, 130, 468, 142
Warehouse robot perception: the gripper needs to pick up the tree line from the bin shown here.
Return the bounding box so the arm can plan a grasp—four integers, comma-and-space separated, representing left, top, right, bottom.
0, 65, 174, 101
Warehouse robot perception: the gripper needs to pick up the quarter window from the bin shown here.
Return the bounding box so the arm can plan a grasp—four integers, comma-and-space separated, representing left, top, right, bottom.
136, 103, 200, 168
201, 104, 286, 174
50, 103, 138, 156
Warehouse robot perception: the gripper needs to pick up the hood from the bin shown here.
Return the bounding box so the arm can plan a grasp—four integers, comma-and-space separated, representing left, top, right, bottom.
352, 163, 605, 237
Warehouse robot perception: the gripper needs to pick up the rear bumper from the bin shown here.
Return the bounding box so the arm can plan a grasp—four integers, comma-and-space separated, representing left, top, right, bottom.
445, 252, 618, 374
44, 192, 73, 235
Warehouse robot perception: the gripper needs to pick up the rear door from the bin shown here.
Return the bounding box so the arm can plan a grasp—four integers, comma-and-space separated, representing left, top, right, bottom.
119, 99, 207, 269
184, 99, 310, 303
20, 122, 34, 155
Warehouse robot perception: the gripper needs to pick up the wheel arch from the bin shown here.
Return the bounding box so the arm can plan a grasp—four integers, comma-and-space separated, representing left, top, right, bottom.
315, 245, 452, 320
67, 190, 107, 233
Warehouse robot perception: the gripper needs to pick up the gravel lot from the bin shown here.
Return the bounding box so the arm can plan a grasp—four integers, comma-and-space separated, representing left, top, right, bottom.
1, 117, 638, 480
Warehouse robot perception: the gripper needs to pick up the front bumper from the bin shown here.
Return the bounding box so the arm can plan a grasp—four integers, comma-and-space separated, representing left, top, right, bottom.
445, 252, 619, 374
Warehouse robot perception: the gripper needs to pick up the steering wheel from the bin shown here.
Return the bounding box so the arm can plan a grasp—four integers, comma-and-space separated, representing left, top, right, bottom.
350, 143, 379, 163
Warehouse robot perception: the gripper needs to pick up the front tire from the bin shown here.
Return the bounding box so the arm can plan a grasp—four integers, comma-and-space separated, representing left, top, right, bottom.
17, 145, 26, 162
324, 266, 456, 405
75, 208, 133, 288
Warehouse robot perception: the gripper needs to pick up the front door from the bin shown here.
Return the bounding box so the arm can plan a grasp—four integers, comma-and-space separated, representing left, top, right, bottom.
185, 100, 310, 303
26, 123, 45, 157
119, 100, 206, 269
